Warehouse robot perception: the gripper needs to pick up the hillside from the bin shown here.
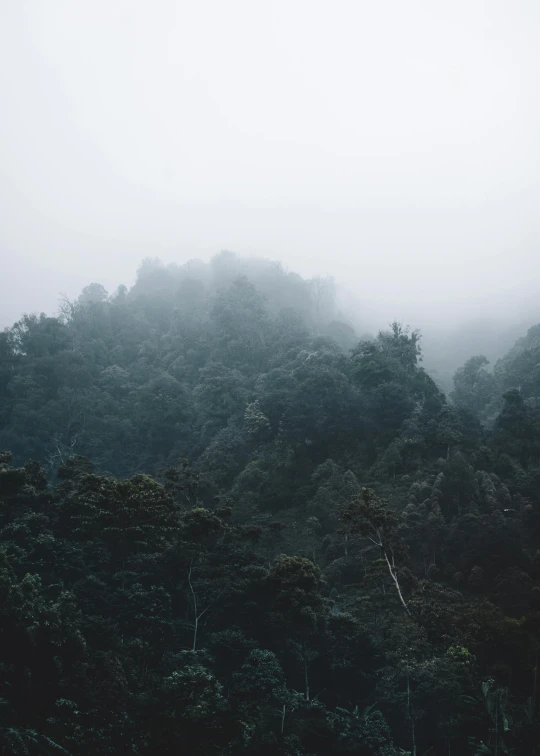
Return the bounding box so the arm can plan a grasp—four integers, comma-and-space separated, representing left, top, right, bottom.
2, 254, 540, 754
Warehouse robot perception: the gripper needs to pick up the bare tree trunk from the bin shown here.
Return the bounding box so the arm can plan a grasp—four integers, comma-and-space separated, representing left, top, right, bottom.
495, 698, 498, 756
187, 562, 223, 653
303, 644, 310, 701
188, 563, 198, 651
534, 653, 538, 712
367, 531, 410, 615
383, 550, 410, 615
281, 704, 286, 735
407, 666, 417, 756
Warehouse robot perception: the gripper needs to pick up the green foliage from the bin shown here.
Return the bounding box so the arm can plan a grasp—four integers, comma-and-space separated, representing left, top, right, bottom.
452, 355, 496, 418
2, 255, 540, 753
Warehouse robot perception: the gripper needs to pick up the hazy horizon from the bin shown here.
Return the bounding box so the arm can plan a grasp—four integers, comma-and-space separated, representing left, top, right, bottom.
2, 1, 540, 340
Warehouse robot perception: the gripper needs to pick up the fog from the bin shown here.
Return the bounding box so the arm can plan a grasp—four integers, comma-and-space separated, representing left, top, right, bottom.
2, 1, 540, 359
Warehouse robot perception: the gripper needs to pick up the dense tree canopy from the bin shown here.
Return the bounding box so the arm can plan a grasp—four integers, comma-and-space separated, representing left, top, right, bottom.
2, 253, 540, 754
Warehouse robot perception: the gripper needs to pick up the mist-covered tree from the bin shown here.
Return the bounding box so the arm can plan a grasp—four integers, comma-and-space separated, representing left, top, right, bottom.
2, 254, 540, 753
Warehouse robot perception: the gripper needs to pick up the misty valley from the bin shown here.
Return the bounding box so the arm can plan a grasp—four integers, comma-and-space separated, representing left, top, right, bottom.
1, 253, 540, 754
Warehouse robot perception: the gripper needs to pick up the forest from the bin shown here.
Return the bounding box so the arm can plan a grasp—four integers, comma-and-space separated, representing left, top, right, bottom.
2, 251, 540, 755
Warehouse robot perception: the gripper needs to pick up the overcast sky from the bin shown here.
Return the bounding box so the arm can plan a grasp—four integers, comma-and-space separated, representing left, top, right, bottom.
1, 0, 540, 331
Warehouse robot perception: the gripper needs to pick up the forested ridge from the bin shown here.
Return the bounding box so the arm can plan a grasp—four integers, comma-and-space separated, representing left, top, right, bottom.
2, 253, 540, 754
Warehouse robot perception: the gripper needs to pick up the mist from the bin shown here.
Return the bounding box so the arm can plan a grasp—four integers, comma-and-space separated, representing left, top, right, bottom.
2, 0, 540, 357
7, 4, 540, 749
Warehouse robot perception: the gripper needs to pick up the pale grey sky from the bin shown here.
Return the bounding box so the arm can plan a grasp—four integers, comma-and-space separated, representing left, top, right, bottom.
1, 0, 540, 331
